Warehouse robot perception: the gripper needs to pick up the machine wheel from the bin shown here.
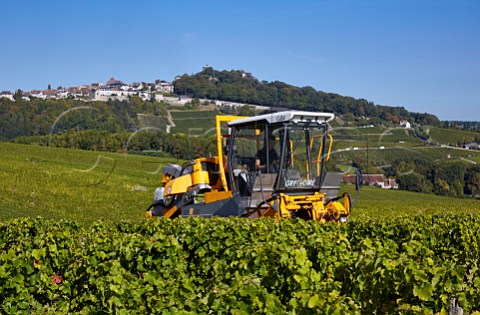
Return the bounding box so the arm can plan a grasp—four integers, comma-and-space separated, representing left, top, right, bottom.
163, 194, 177, 207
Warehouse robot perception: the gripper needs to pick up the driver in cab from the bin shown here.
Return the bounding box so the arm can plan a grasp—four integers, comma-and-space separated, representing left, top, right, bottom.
255, 135, 278, 173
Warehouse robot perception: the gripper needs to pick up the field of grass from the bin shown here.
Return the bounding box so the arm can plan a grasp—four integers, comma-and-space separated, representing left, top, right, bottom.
136, 114, 169, 131
0, 142, 173, 224
331, 126, 424, 150
2, 141, 480, 226
328, 145, 480, 173
428, 126, 480, 145
170, 110, 218, 135
343, 185, 480, 219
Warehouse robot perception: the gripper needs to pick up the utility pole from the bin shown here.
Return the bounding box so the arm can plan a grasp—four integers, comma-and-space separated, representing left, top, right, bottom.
366, 138, 369, 174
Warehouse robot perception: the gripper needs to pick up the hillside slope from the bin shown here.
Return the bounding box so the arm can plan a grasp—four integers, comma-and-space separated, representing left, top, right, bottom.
173, 67, 440, 126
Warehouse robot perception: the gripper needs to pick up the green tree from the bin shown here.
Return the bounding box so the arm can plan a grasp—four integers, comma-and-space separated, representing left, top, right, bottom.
397, 172, 433, 193
464, 166, 480, 195
472, 173, 480, 196
433, 179, 451, 196
14, 89, 23, 100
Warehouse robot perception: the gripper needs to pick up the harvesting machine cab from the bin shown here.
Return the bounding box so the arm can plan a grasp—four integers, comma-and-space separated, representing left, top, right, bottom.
146, 110, 359, 222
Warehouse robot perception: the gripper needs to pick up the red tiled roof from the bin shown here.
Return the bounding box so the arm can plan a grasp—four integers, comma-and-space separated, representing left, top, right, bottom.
343, 174, 385, 184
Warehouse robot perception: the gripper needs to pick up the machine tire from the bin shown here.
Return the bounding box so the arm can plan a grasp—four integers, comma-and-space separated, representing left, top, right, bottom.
163, 194, 177, 207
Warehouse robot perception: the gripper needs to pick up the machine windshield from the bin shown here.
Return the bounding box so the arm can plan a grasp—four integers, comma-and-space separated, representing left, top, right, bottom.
277, 124, 328, 191
229, 122, 329, 193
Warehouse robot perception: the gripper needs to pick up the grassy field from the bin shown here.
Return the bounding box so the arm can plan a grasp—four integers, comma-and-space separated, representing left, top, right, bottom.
170, 110, 218, 135
136, 113, 169, 131
344, 185, 480, 219
331, 126, 424, 150
0, 142, 172, 224
428, 126, 480, 145
1, 141, 479, 225
329, 144, 480, 173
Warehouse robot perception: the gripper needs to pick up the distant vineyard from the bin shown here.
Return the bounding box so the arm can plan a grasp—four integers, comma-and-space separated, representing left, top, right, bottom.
137, 114, 169, 131
345, 185, 480, 218
2, 142, 479, 224
428, 126, 480, 145
170, 110, 218, 135
330, 145, 480, 177
0, 142, 165, 223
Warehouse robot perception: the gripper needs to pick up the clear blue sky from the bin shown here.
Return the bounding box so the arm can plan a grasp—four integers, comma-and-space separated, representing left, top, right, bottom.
1, 0, 479, 121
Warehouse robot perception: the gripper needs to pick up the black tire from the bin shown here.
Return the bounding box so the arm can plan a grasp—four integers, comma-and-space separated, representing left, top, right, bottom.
163, 194, 177, 207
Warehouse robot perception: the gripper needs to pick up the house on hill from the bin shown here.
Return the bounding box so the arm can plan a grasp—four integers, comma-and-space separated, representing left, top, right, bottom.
29, 89, 58, 99
105, 77, 125, 89
343, 173, 398, 189
399, 120, 411, 128
464, 143, 480, 150
0, 91, 14, 101
155, 80, 174, 93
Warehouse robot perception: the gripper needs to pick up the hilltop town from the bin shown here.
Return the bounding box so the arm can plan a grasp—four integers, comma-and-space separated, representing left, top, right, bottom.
0, 77, 175, 103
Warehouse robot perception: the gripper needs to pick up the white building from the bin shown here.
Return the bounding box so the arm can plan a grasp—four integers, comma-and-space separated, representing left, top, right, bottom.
95, 89, 130, 101
57, 91, 71, 99
95, 89, 156, 102
138, 91, 153, 100
0, 91, 14, 101
29, 92, 47, 99
464, 143, 480, 150
156, 81, 174, 93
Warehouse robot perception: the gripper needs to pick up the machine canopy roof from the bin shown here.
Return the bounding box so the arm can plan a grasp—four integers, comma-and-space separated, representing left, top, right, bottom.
227, 111, 334, 127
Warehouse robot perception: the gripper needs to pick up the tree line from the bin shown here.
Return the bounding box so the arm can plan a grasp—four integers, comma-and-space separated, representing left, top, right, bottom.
173, 67, 440, 126
0, 97, 167, 141
1, 96, 218, 160
393, 158, 480, 198
13, 129, 217, 161
441, 121, 480, 131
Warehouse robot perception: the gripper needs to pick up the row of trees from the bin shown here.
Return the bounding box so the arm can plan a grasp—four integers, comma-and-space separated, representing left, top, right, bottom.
14, 129, 217, 161
441, 121, 480, 131
173, 67, 440, 126
0, 97, 167, 141
394, 158, 480, 197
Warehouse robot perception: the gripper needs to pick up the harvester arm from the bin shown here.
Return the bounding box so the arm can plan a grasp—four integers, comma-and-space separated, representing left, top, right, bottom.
352, 167, 362, 205
215, 115, 247, 191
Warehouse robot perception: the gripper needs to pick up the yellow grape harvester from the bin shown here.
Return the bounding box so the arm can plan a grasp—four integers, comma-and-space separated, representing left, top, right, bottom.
146, 110, 361, 222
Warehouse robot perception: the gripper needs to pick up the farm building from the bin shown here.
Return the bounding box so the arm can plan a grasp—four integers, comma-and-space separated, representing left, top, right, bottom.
463, 143, 480, 150
343, 173, 398, 189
